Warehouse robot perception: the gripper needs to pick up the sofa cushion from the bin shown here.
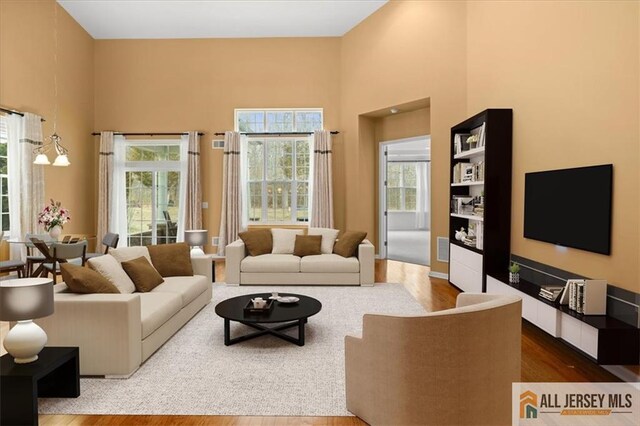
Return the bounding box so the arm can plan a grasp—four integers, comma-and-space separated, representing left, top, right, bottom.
122, 256, 164, 292
293, 235, 322, 257
151, 275, 209, 307
241, 254, 301, 273
239, 229, 272, 256
300, 254, 360, 273
110, 246, 153, 265
60, 263, 120, 294
308, 228, 340, 254
271, 229, 304, 254
87, 254, 136, 294
333, 231, 367, 258
139, 292, 182, 339
148, 243, 194, 277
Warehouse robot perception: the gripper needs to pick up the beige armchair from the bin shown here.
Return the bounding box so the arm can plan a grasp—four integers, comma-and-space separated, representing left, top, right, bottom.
345, 293, 522, 426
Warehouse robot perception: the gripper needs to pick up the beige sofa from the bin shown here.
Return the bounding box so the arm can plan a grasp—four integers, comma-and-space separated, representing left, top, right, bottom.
345, 293, 522, 426
225, 239, 375, 285
36, 256, 212, 378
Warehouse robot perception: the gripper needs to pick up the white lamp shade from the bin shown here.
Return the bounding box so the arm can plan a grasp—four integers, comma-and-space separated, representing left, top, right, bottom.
0, 278, 54, 321
52, 154, 70, 167
184, 230, 208, 247
33, 153, 51, 165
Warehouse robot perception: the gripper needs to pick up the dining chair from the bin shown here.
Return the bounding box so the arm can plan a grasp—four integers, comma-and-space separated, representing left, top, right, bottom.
85, 232, 119, 260
0, 231, 26, 278
61, 235, 71, 243
25, 233, 55, 277
38, 240, 87, 284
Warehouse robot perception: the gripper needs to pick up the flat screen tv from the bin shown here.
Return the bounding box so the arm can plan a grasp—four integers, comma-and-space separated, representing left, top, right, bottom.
524, 164, 613, 255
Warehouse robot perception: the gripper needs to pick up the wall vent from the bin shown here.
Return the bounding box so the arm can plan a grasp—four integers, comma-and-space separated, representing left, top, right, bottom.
437, 237, 449, 262
212, 236, 220, 246
212, 140, 225, 149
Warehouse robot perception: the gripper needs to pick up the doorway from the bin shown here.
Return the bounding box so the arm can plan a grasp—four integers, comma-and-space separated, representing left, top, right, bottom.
380, 136, 430, 266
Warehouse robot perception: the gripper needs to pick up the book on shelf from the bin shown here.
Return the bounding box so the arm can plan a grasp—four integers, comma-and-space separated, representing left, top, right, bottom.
559, 279, 607, 315
452, 161, 484, 184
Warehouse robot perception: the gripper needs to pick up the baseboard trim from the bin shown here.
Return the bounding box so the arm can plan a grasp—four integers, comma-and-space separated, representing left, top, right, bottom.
429, 271, 448, 280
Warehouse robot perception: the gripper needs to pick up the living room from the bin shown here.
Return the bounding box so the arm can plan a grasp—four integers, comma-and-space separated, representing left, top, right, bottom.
0, 0, 639, 425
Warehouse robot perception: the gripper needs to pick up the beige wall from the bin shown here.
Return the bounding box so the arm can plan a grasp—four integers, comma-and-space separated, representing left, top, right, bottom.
467, 1, 640, 293
340, 1, 467, 275
0, 0, 95, 236
93, 37, 341, 252
3, 0, 638, 293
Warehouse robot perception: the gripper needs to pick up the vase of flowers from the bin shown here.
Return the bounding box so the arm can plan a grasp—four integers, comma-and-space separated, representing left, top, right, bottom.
38, 199, 71, 239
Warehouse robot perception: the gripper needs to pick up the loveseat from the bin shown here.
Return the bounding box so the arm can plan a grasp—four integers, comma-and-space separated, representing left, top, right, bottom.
35, 253, 212, 378
225, 239, 374, 285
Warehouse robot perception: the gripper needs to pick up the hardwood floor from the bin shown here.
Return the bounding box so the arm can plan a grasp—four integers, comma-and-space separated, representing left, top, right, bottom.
5, 259, 627, 425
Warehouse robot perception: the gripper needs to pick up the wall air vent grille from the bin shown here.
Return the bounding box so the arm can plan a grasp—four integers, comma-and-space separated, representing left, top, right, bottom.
437, 237, 449, 262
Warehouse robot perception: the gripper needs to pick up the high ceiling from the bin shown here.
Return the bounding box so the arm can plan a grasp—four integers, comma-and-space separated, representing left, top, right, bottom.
58, 0, 388, 39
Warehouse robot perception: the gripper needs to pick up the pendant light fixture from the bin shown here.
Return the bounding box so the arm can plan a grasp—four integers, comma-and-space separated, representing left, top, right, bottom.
33, 2, 70, 167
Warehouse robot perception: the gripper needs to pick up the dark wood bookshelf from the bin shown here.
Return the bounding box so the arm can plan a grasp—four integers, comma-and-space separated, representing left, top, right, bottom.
449, 109, 513, 292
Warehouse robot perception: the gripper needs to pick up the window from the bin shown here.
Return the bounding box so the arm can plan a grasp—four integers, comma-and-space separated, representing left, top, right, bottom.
122, 142, 183, 246
0, 116, 9, 235
387, 162, 417, 211
237, 109, 322, 223
236, 108, 323, 133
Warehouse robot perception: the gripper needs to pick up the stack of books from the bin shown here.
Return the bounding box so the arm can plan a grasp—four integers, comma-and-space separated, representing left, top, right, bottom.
538, 285, 565, 302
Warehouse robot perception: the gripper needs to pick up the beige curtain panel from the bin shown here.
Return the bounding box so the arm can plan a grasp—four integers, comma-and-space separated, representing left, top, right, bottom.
7, 112, 45, 260
185, 131, 202, 230
96, 131, 114, 245
311, 130, 334, 228
217, 131, 242, 255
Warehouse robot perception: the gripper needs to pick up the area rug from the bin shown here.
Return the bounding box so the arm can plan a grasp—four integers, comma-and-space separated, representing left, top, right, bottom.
39, 283, 426, 416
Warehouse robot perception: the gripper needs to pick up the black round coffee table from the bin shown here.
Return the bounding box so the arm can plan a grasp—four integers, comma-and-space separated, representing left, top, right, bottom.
215, 293, 322, 346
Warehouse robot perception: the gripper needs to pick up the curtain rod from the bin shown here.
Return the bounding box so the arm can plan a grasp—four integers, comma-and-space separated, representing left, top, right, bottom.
91, 132, 205, 136
0, 106, 46, 122
213, 131, 339, 136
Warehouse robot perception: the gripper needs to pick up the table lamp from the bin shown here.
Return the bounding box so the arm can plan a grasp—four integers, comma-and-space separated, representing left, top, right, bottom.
184, 229, 208, 256
0, 278, 54, 363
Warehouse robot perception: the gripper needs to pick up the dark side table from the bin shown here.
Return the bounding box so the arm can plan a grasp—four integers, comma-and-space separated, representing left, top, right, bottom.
1, 346, 80, 426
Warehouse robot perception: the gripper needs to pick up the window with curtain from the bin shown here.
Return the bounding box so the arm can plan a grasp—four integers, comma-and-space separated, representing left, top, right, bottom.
120, 141, 184, 246
387, 162, 417, 211
0, 116, 9, 235
236, 108, 322, 223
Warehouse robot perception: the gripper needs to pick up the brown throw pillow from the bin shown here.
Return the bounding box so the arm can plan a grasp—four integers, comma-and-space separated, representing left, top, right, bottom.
239, 229, 273, 256
333, 231, 367, 258
60, 263, 120, 294
293, 235, 322, 257
121, 256, 165, 292
147, 243, 194, 277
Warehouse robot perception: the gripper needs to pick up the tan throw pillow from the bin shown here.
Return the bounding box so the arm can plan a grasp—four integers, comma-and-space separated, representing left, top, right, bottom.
147, 243, 194, 277
109, 246, 154, 265
121, 256, 164, 292
293, 235, 322, 257
87, 254, 137, 294
271, 229, 304, 254
60, 263, 120, 294
308, 227, 340, 254
333, 231, 367, 258
239, 229, 273, 256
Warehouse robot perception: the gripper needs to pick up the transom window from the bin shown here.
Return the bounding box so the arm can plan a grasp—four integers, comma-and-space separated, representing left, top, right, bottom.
387, 162, 417, 211
236, 108, 323, 133
0, 116, 9, 235
237, 108, 322, 223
